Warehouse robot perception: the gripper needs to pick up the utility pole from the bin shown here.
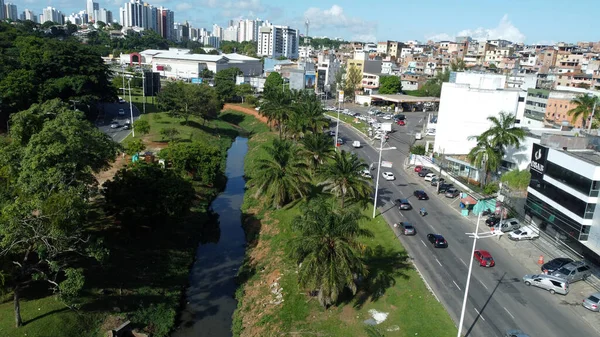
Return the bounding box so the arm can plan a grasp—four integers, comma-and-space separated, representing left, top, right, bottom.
128, 79, 135, 138
142, 71, 146, 114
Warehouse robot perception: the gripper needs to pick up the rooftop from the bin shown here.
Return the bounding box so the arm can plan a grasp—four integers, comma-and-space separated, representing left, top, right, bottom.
370, 93, 440, 103
558, 149, 600, 166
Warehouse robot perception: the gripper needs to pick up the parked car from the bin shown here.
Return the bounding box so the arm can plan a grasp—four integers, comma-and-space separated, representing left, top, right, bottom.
382, 114, 393, 120
426, 128, 436, 136
396, 199, 412, 210
509, 226, 540, 241
399, 222, 416, 236
414, 165, 423, 173
393, 114, 405, 120
382, 172, 395, 181
437, 183, 453, 194
541, 257, 574, 274
427, 234, 448, 248
413, 190, 429, 200
329, 130, 336, 136
360, 169, 372, 179
445, 188, 460, 198
430, 177, 445, 186
485, 216, 501, 227
118, 108, 125, 115
582, 292, 600, 312
118, 97, 126, 104
418, 169, 431, 177
352, 140, 361, 148
494, 218, 520, 233
551, 261, 592, 283
474, 250, 495, 267
110, 121, 119, 129
337, 138, 344, 145
504, 330, 531, 337
396, 119, 406, 126
424, 173, 437, 182
123, 122, 131, 130
415, 132, 423, 140
522, 274, 569, 295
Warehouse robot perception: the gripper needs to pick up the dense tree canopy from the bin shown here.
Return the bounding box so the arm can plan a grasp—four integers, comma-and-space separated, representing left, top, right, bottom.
299, 37, 349, 50
157, 82, 222, 124
159, 142, 223, 185
214, 67, 243, 102
378, 76, 403, 95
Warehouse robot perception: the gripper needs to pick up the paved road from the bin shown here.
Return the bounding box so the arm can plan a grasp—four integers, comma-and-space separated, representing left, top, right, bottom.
331, 111, 598, 337
96, 101, 140, 143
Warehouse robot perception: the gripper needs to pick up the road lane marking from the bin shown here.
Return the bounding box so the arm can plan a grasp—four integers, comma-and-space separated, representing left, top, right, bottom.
453, 280, 461, 290
459, 258, 467, 267
474, 308, 485, 321
420, 240, 427, 247
503, 307, 515, 319
435, 258, 443, 267
478, 279, 489, 290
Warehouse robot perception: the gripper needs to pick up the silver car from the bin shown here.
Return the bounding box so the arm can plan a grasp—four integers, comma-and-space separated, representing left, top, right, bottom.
583, 292, 600, 312
523, 274, 569, 295
399, 222, 416, 236
552, 261, 592, 283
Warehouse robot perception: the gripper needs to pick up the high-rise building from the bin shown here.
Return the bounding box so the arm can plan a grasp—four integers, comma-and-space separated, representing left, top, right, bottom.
257, 25, 299, 59
42, 7, 63, 24
212, 24, 223, 39
237, 18, 263, 42
21, 8, 37, 22
223, 25, 238, 42
5, 3, 18, 20
156, 6, 174, 40
97, 8, 112, 24
120, 1, 171, 39
0, 0, 5, 20
86, 0, 95, 21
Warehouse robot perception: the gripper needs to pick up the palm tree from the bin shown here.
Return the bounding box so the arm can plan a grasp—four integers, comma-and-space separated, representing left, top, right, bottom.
450, 58, 466, 71
290, 198, 372, 308
295, 99, 330, 133
567, 94, 599, 129
467, 136, 501, 185
319, 150, 373, 207
248, 139, 310, 208
301, 133, 334, 170
260, 90, 292, 139
478, 111, 526, 157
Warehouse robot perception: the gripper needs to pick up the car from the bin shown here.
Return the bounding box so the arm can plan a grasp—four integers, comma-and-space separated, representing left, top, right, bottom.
426, 128, 436, 136
337, 138, 344, 145
255, 106, 261, 111
382, 114, 393, 120
485, 216, 501, 227
373, 133, 389, 140
415, 132, 423, 140
423, 173, 437, 182
430, 177, 445, 186
382, 172, 395, 181
474, 250, 495, 267
413, 190, 429, 200
352, 140, 361, 148
393, 114, 405, 120
427, 234, 448, 248
582, 292, 600, 312
123, 122, 131, 130
360, 169, 372, 178
118, 97, 126, 104
414, 165, 423, 172
118, 108, 125, 115
436, 183, 453, 194
508, 226, 540, 241
329, 130, 337, 136
494, 218, 520, 232
541, 257, 574, 274
396, 199, 412, 210
417, 169, 431, 177
396, 119, 406, 126
445, 188, 460, 198
522, 274, 569, 295
399, 222, 416, 236
110, 121, 119, 129
551, 260, 592, 283
504, 329, 531, 337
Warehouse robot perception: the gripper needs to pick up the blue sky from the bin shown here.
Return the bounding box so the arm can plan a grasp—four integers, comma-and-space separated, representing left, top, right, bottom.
11, 0, 600, 44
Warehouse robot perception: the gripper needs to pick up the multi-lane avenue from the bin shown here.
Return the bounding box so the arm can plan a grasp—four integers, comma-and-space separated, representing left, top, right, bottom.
331, 110, 598, 337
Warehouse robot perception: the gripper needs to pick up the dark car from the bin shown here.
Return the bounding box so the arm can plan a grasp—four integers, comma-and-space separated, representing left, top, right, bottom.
413, 190, 429, 200
436, 183, 453, 194
427, 234, 448, 248
400, 222, 416, 236
393, 114, 406, 121
418, 169, 431, 177
123, 122, 131, 130
396, 198, 412, 210
445, 188, 460, 198
485, 216, 501, 227
542, 257, 574, 274
430, 177, 445, 186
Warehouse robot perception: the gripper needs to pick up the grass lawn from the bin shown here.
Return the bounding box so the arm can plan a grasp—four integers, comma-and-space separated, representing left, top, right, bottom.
325, 111, 370, 135
0, 110, 268, 337
234, 130, 457, 337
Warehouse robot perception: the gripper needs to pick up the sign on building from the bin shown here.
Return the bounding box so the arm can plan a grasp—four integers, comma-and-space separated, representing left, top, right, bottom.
338, 90, 344, 103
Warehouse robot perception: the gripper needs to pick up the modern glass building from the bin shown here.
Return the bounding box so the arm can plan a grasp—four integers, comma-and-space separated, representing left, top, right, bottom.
525, 140, 600, 264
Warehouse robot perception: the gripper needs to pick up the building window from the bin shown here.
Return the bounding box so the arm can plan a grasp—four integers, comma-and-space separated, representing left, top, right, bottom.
529, 178, 589, 217
545, 161, 593, 195
525, 194, 584, 242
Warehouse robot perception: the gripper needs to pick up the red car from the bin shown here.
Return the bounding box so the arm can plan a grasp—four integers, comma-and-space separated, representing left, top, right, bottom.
474, 250, 495, 267
414, 165, 423, 172
397, 120, 406, 126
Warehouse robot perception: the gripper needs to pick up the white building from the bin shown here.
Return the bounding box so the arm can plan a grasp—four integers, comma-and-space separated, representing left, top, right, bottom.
96, 8, 112, 24
316, 53, 341, 94
212, 24, 223, 39
257, 25, 299, 59
0, 0, 4, 20
42, 7, 63, 24
223, 25, 238, 42
21, 9, 37, 22
298, 45, 315, 59
237, 18, 263, 42
86, 0, 96, 22
5, 2, 17, 20
200, 35, 220, 49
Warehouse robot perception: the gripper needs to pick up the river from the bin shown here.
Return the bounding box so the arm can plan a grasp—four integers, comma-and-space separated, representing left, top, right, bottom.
172, 136, 248, 337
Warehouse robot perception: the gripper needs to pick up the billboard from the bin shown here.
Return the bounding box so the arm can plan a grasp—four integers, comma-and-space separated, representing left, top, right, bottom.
191, 78, 203, 84
305, 73, 316, 89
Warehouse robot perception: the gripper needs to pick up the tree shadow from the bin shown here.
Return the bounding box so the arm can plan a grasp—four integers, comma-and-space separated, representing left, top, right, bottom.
23, 307, 69, 326
465, 273, 508, 337
235, 214, 261, 287
182, 120, 241, 140
220, 112, 246, 126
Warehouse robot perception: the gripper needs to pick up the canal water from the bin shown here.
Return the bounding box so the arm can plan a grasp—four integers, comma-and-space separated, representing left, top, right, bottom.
172, 136, 248, 337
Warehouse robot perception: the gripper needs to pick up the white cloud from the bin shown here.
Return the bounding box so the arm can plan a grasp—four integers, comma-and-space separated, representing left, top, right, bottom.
427, 15, 526, 43
303, 5, 377, 42
176, 3, 193, 11
202, 0, 265, 17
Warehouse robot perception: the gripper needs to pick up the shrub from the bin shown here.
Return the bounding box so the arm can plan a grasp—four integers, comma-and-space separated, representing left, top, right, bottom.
363, 102, 368, 107
131, 303, 176, 337
483, 183, 499, 195
245, 95, 258, 106
410, 144, 426, 155
500, 169, 531, 190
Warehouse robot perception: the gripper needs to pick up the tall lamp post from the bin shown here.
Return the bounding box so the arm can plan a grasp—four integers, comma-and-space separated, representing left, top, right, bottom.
456, 213, 501, 337
372, 133, 396, 218
127, 79, 135, 138
334, 90, 344, 150
121, 65, 126, 97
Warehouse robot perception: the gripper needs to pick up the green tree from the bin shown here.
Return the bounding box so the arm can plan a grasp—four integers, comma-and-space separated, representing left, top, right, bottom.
159, 142, 222, 184
214, 67, 242, 102
300, 133, 334, 169
125, 139, 146, 155
478, 111, 526, 157
500, 169, 531, 190
260, 89, 292, 138
450, 58, 466, 71
467, 136, 501, 185
378, 76, 402, 94
160, 127, 180, 142
410, 144, 426, 155
200, 68, 214, 79
263, 71, 284, 98
248, 139, 310, 208
294, 95, 330, 133
133, 119, 151, 135
191, 47, 206, 54
419, 69, 450, 97
319, 150, 373, 208
158, 82, 221, 124
235, 83, 254, 102
344, 65, 362, 100
330, 66, 346, 94
290, 198, 371, 307
567, 93, 599, 129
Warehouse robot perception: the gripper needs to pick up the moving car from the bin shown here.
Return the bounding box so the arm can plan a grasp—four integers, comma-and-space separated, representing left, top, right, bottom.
474, 250, 495, 267
445, 188, 460, 198
413, 190, 429, 200
522, 274, 569, 295
360, 169, 372, 179
504, 329, 531, 337
123, 122, 131, 130
399, 222, 416, 236
396, 119, 406, 126
110, 121, 119, 129
382, 172, 395, 181
118, 97, 126, 103
582, 292, 600, 312
352, 140, 361, 148
118, 108, 125, 115
552, 261, 592, 283
427, 234, 448, 248
508, 226, 540, 241
541, 257, 574, 274
396, 199, 412, 210
424, 173, 437, 182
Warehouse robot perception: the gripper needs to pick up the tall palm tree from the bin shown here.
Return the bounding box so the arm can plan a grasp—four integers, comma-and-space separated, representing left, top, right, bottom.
301, 133, 334, 170
478, 111, 526, 156
567, 94, 599, 129
290, 198, 372, 308
260, 90, 292, 139
319, 150, 373, 207
295, 99, 330, 133
467, 136, 501, 185
248, 139, 310, 208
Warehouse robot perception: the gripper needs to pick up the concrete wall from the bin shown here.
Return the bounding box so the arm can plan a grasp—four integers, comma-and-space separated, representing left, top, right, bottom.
453, 72, 506, 89
504, 135, 539, 170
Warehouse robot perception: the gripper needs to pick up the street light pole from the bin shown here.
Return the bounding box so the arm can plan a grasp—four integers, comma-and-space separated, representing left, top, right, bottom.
128, 79, 135, 138
142, 71, 146, 114
334, 91, 341, 149
372, 136, 385, 218
122, 65, 126, 97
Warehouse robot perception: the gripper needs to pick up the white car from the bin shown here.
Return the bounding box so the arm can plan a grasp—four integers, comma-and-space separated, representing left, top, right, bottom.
382, 114, 393, 120
424, 173, 437, 182
382, 172, 395, 181
415, 132, 423, 140
352, 141, 361, 148
118, 97, 126, 104
110, 121, 119, 129
118, 108, 125, 115
426, 128, 436, 136
360, 169, 372, 178
509, 226, 540, 241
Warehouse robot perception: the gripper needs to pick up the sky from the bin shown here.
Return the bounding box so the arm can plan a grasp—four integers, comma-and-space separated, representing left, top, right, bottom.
11, 0, 600, 44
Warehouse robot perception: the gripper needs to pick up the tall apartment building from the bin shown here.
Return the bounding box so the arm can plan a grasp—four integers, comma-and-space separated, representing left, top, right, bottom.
212, 24, 223, 39
41, 6, 63, 24
96, 8, 112, 24
223, 26, 238, 42
0, 0, 4, 20
257, 25, 299, 59
120, 1, 174, 40
237, 18, 263, 42
21, 9, 37, 22
5, 2, 17, 20
157, 6, 174, 40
